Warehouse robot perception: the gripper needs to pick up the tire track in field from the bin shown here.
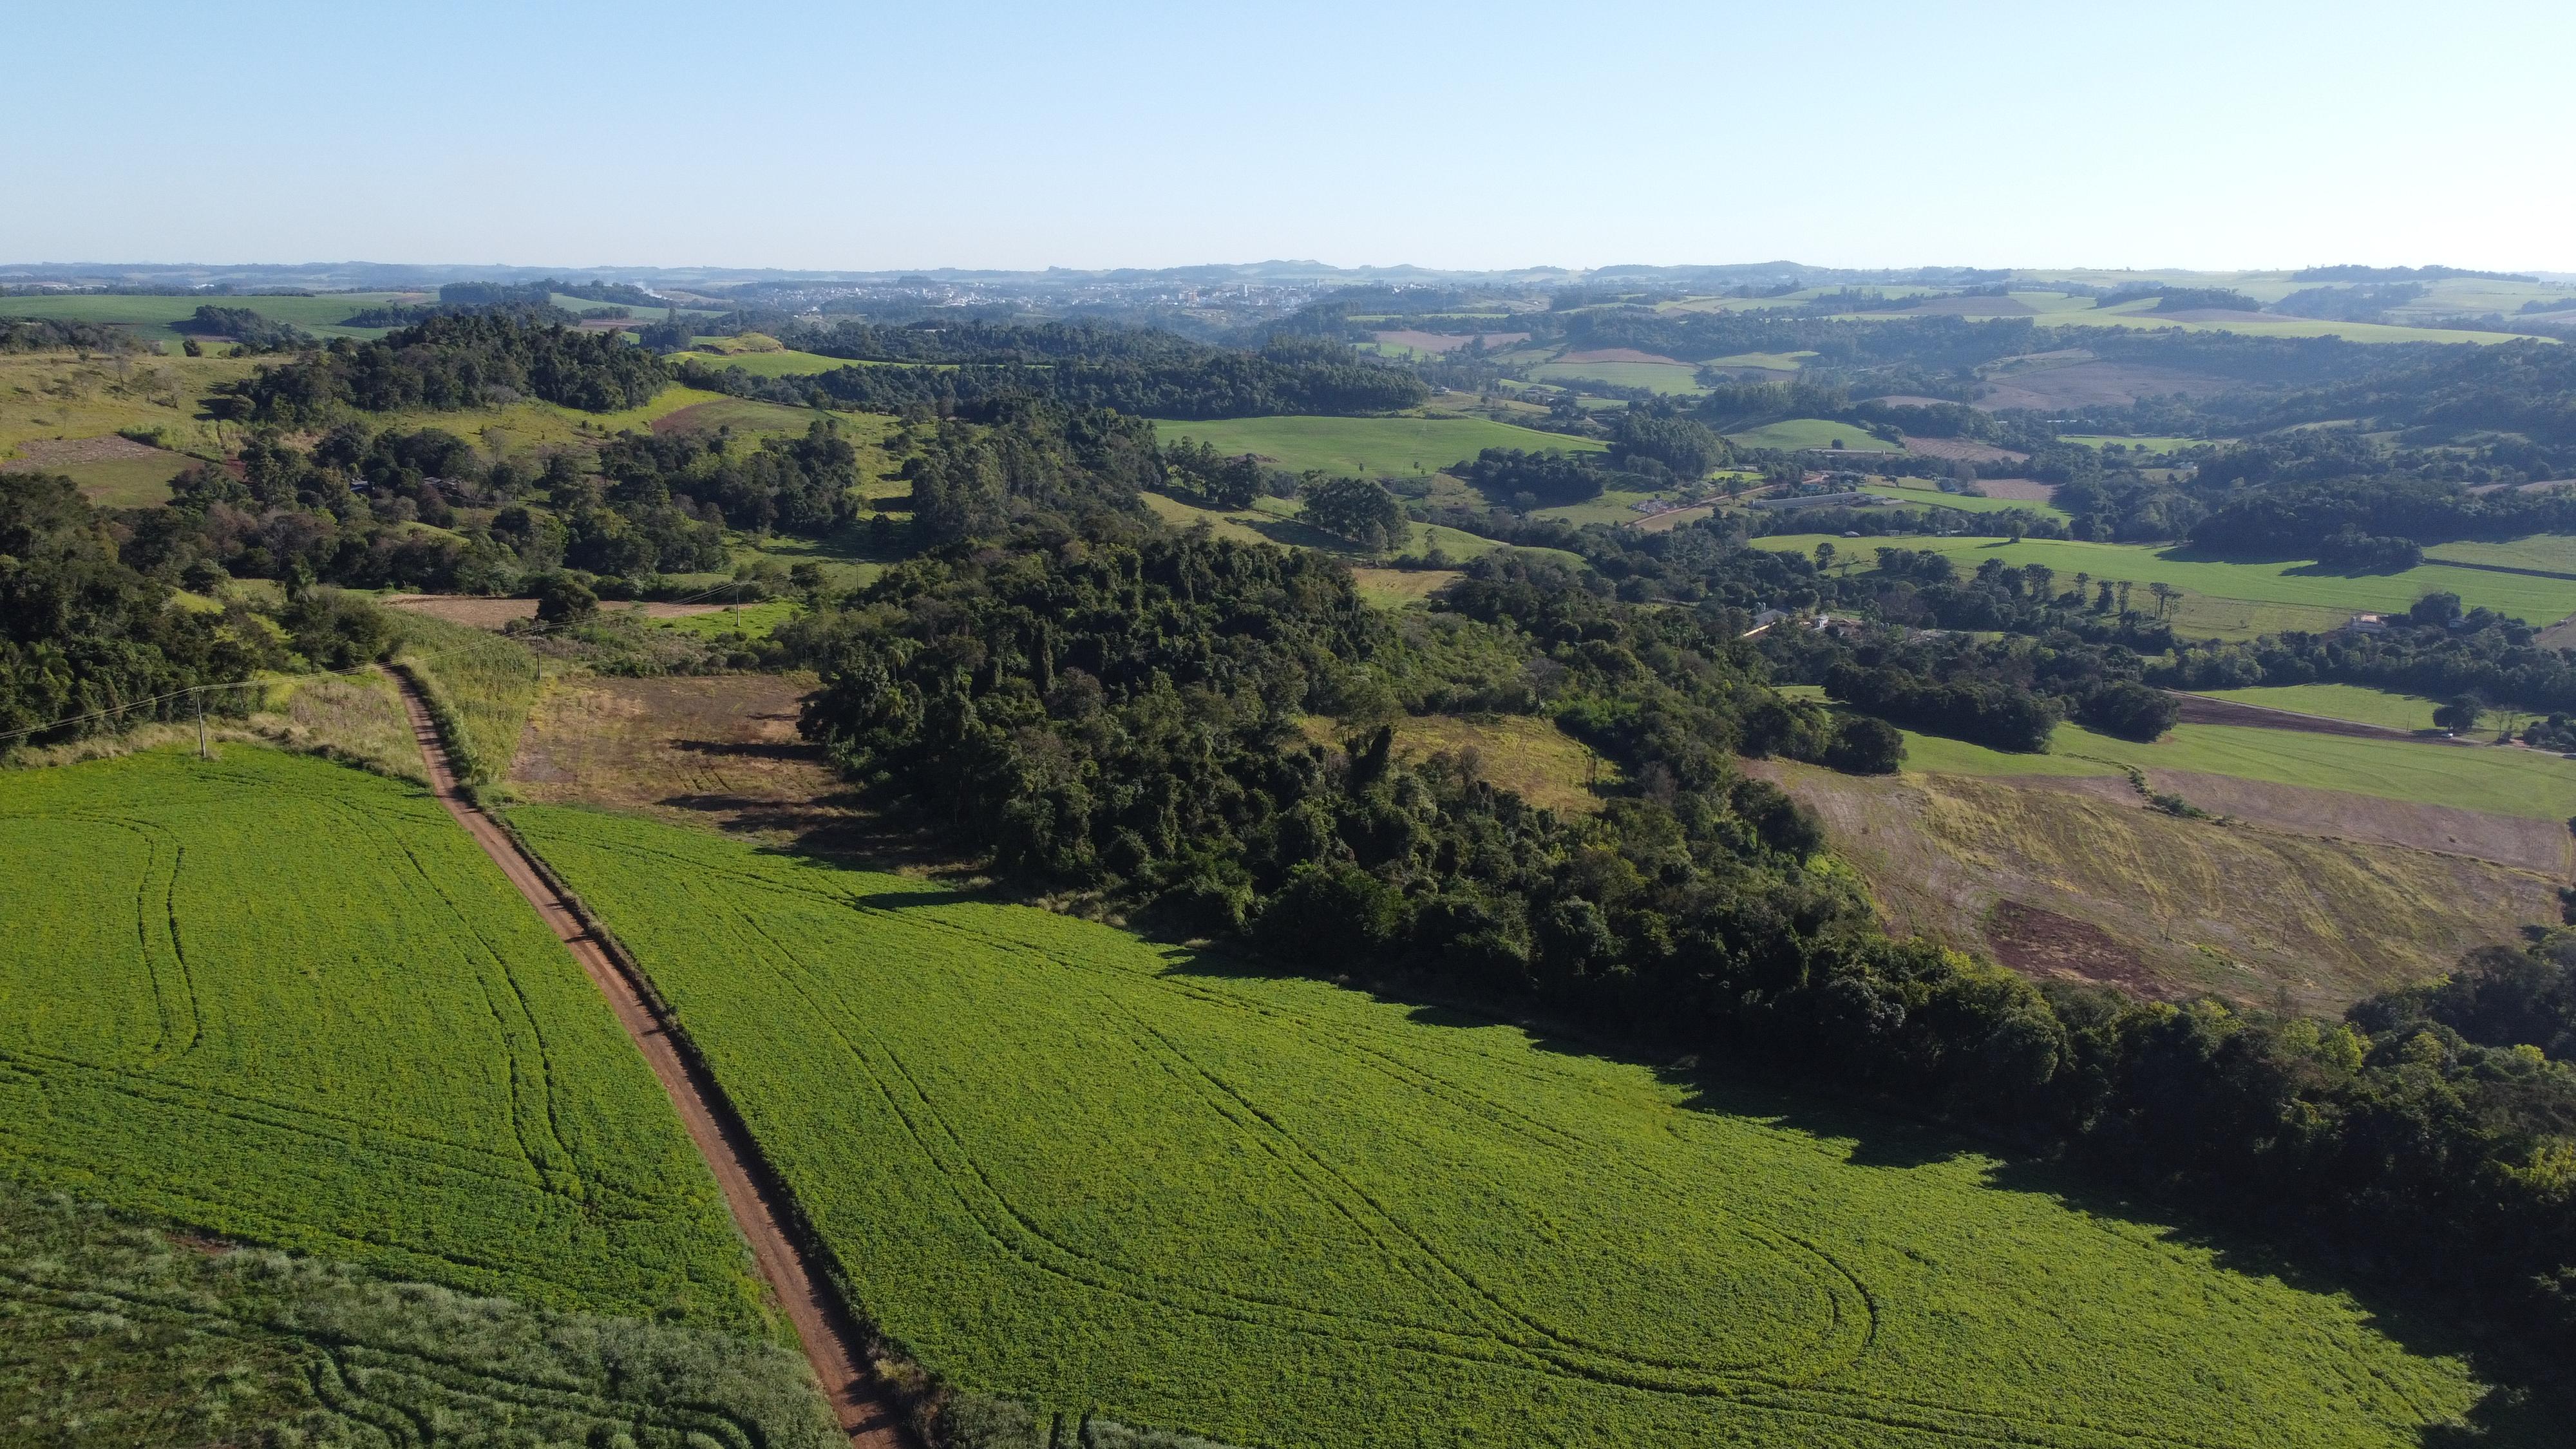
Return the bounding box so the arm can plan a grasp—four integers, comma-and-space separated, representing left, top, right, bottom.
608, 838, 2257, 1448
392, 674, 909, 1449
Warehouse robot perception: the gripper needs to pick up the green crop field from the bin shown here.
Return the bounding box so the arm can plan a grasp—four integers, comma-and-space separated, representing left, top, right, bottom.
1857, 483, 2070, 520
0, 748, 765, 1327
2193, 683, 2443, 733
1149, 415, 1604, 477
1894, 719, 2576, 819
1723, 418, 1904, 452
515, 803, 2495, 1449
1751, 533, 2576, 625
1526, 359, 1706, 394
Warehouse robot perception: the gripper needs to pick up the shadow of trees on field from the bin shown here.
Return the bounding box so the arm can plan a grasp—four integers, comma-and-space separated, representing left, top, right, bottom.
1155, 943, 2567, 1444
692, 770, 2563, 1444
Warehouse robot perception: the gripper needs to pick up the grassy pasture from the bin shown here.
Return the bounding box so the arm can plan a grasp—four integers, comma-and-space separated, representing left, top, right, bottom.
1149, 415, 1604, 477
1750, 533, 2576, 625
1723, 418, 1903, 453
1526, 359, 1705, 394
515, 804, 2494, 1448
652, 600, 802, 639
1138, 489, 1549, 570
0, 748, 766, 1327
4, 446, 193, 506
0, 290, 428, 345
0, 352, 258, 460
1896, 719, 2576, 820
669, 348, 852, 378
1700, 351, 1814, 372
2421, 534, 2576, 576
1857, 482, 2070, 520
2192, 684, 2443, 733
2056, 434, 2201, 453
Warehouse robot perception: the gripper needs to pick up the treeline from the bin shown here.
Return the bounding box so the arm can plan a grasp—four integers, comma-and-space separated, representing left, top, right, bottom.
222, 314, 667, 423
0, 317, 147, 353
122, 412, 843, 592
179, 305, 314, 351
2158, 600, 2576, 715
688, 333, 1425, 420
0, 473, 381, 749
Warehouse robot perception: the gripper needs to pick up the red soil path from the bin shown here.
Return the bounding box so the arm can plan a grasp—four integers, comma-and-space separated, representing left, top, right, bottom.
395, 673, 907, 1448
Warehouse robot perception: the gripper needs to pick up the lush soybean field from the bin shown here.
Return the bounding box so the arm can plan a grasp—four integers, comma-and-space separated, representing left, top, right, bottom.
0, 747, 766, 1329
518, 803, 2497, 1449
1148, 415, 1604, 477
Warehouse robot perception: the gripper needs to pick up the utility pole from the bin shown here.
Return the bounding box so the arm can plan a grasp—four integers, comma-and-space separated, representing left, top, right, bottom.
732, 579, 741, 634
194, 688, 207, 760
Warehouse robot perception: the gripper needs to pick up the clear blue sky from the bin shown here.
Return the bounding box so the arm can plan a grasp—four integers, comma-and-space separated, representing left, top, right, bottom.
6, 0, 2571, 274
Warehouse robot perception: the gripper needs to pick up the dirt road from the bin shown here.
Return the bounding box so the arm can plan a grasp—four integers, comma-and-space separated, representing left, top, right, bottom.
393, 673, 907, 1448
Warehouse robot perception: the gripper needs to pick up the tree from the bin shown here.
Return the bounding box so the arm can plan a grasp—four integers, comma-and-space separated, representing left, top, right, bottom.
2079, 681, 2180, 742
2432, 694, 2484, 733
2147, 582, 2179, 618
1814, 541, 1837, 572
533, 573, 599, 624
2410, 591, 2463, 626
1302, 477, 1407, 554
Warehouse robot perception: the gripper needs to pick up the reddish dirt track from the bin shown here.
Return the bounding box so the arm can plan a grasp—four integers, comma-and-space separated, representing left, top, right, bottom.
394, 674, 907, 1448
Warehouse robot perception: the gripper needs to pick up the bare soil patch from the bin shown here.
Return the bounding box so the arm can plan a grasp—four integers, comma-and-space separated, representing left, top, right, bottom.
1, 434, 170, 466
1966, 477, 2057, 503
1374, 330, 1530, 353
2171, 693, 2414, 738
507, 672, 938, 866
1901, 435, 2029, 465
1984, 900, 2173, 998
1557, 347, 1687, 365
1973, 363, 2234, 412
1742, 757, 2552, 1009
1862, 395, 1960, 410
384, 596, 731, 630
1634, 500, 1718, 533
2141, 768, 2571, 875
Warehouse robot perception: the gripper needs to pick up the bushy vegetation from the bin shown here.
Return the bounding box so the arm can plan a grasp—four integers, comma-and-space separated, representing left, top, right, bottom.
0, 316, 149, 353
223, 312, 667, 423
0, 472, 263, 750
178, 303, 314, 351
0, 746, 768, 1327
0, 1181, 837, 1449
686, 321, 1426, 419
515, 802, 2501, 1449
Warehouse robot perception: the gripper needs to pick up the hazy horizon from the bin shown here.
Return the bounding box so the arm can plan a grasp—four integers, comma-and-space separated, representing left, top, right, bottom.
8, 0, 2572, 274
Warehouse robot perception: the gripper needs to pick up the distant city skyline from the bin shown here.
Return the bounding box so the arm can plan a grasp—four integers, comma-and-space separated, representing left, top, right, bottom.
6, 0, 2570, 274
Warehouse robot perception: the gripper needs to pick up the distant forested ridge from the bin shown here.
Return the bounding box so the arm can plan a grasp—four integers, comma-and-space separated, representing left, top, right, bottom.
685, 323, 1425, 419
223, 314, 667, 422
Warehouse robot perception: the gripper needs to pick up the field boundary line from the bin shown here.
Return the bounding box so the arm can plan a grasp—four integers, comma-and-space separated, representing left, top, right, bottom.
390, 668, 911, 1448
